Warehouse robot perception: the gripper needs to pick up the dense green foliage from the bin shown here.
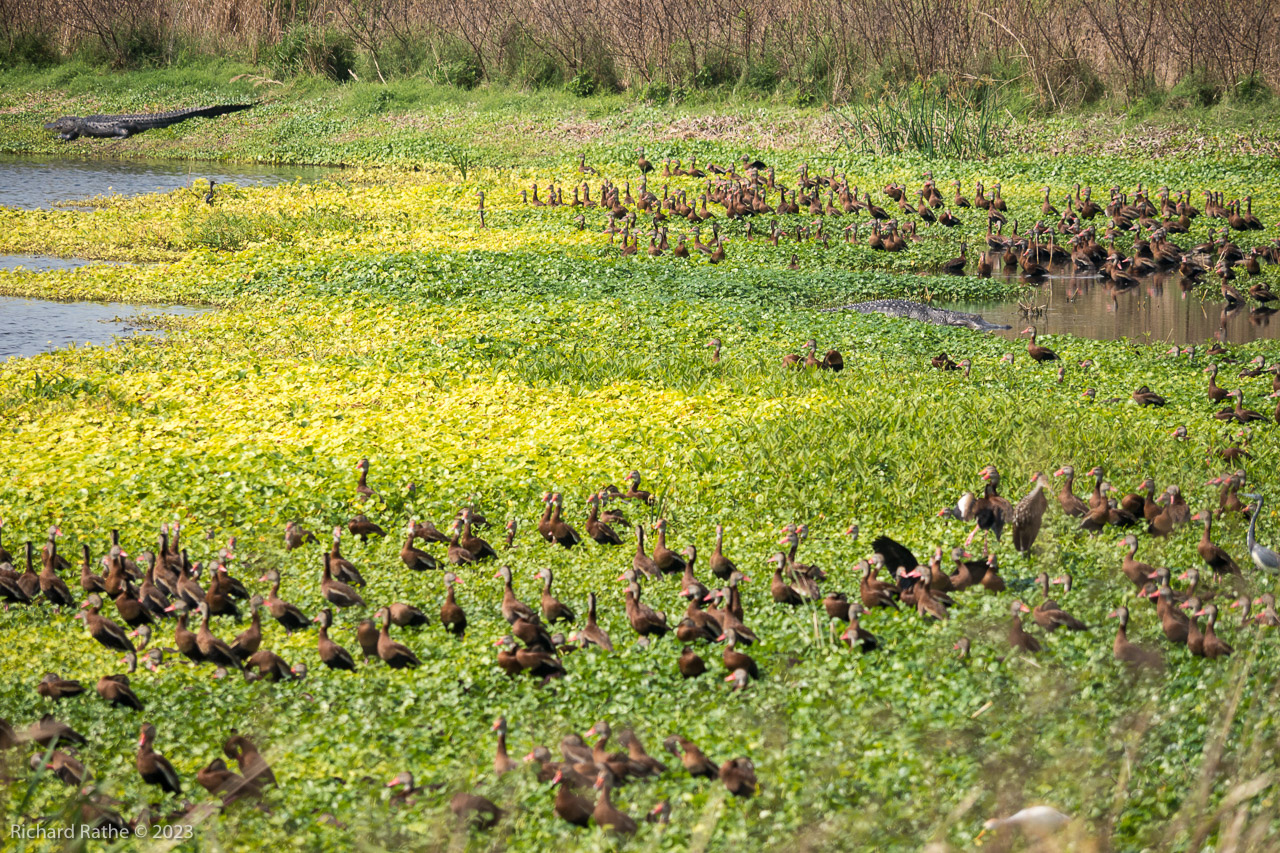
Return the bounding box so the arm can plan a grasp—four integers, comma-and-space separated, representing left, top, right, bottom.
2, 107, 1280, 852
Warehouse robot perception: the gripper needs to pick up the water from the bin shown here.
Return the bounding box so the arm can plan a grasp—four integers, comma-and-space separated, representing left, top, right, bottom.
937, 260, 1280, 346
0, 296, 209, 358
0, 254, 142, 273
0, 154, 333, 210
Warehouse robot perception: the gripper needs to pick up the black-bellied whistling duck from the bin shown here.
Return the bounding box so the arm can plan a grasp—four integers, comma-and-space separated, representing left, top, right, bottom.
164, 601, 202, 663
979, 554, 1007, 593
767, 553, 805, 605
78, 544, 106, 594
678, 645, 706, 677
26, 714, 86, 747
967, 465, 1012, 546
947, 548, 986, 590
355, 457, 379, 503
1204, 363, 1231, 402
547, 493, 581, 548
1031, 573, 1087, 631
491, 717, 518, 775
1011, 472, 1051, 553
450, 790, 503, 829
1052, 466, 1088, 517
650, 519, 686, 574
632, 526, 662, 579
224, 733, 275, 788
534, 568, 575, 623
824, 591, 851, 621
840, 604, 878, 652
400, 521, 439, 572
503, 519, 518, 549
709, 525, 737, 579
536, 492, 555, 542
346, 514, 385, 543
459, 509, 497, 559
1230, 595, 1252, 627
383, 602, 427, 628
622, 470, 656, 505
1008, 602, 1042, 652
0, 519, 12, 566
374, 607, 420, 668
199, 758, 255, 805
113, 579, 155, 628
551, 770, 593, 826
573, 592, 611, 651
257, 569, 309, 635
1147, 584, 1189, 644
32, 749, 85, 786
327, 528, 365, 587
1179, 597, 1206, 656
42, 527, 71, 573
440, 572, 467, 637
284, 521, 317, 551
194, 602, 240, 669
1021, 326, 1059, 362
37, 672, 85, 701
38, 538, 75, 608
355, 619, 379, 662
411, 518, 450, 545
1253, 593, 1280, 627
1192, 510, 1243, 580
585, 493, 623, 544
664, 735, 717, 778
1107, 607, 1161, 668
78, 594, 133, 653
1118, 535, 1155, 588
860, 560, 900, 609
495, 565, 536, 624
445, 521, 477, 566
618, 729, 665, 777
725, 668, 751, 690
136, 724, 181, 794
706, 338, 722, 361
954, 637, 971, 660
903, 568, 950, 620
174, 554, 204, 609
720, 757, 758, 797
202, 565, 239, 619
719, 628, 758, 678
1196, 604, 1233, 658
12, 542, 39, 600
313, 608, 356, 671
624, 580, 669, 637
97, 655, 143, 710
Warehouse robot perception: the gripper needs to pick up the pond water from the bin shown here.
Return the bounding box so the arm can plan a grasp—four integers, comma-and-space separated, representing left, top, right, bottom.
0, 254, 143, 273
0, 295, 209, 359
0, 154, 334, 210
936, 259, 1280, 346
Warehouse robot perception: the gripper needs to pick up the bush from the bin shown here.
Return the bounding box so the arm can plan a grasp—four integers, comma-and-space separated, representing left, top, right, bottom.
1168, 67, 1222, 108
694, 49, 738, 89
271, 26, 357, 82
499, 24, 563, 89
640, 79, 671, 103
0, 31, 61, 69
566, 70, 596, 97
741, 56, 780, 92
1232, 72, 1272, 104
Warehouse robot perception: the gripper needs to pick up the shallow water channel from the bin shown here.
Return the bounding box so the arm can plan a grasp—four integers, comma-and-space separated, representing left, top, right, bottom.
0, 153, 333, 210
936, 264, 1280, 346
0, 296, 208, 359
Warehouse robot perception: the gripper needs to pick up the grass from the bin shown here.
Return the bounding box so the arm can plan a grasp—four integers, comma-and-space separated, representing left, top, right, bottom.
1, 100, 1280, 851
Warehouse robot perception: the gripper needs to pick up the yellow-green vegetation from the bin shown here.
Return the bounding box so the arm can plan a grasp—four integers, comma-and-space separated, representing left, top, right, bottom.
2, 120, 1280, 852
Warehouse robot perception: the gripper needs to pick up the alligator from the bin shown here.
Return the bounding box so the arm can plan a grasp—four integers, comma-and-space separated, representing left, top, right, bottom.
44, 104, 256, 141
819, 298, 1011, 332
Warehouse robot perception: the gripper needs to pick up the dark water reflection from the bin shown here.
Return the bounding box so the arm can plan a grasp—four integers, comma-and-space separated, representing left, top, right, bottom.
937, 258, 1280, 346
0, 154, 334, 210
0, 296, 210, 359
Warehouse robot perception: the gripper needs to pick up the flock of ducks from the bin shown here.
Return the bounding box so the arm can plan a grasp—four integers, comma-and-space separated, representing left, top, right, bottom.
520, 153, 1280, 316
1, 443, 1275, 840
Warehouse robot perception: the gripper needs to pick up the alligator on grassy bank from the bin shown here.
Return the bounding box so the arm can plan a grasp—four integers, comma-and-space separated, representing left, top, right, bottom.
819, 299, 1011, 332
44, 104, 256, 141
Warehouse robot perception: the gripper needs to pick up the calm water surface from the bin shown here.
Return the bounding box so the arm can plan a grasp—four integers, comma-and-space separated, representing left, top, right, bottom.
0, 154, 333, 210
937, 261, 1280, 346
0, 296, 209, 359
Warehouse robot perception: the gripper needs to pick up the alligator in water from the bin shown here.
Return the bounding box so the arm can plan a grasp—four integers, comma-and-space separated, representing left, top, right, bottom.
44, 104, 256, 141
819, 298, 1011, 332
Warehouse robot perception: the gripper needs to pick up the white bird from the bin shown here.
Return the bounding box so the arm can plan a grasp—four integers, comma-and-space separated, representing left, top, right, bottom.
1244, 494, 1279, 573
979, 805, 1070, 839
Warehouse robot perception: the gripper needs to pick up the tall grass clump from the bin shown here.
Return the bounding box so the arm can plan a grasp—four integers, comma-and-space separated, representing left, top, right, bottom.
836, 85, 1005, 159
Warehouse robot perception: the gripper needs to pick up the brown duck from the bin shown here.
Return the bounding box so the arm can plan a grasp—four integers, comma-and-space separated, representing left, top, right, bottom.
374, 607, 421, 668
440, 572, 467, 636
314, 608, 356, 671
1008, 601, 1042, 652
136, 724, 181, 794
